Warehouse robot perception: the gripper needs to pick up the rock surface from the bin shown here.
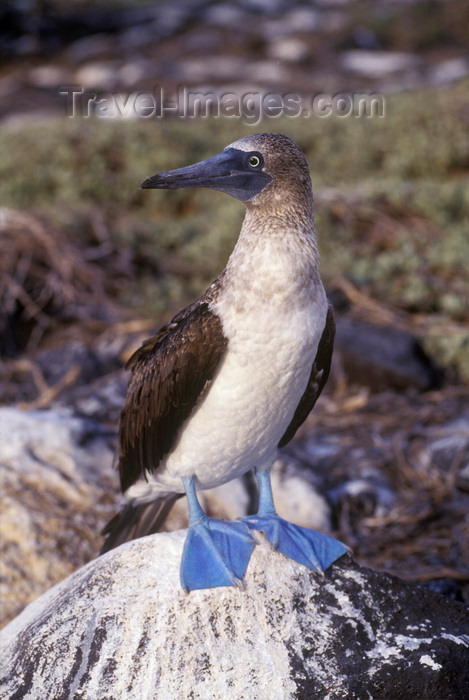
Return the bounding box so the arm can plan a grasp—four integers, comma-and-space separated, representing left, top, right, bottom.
334, 317, 441, 391
0, 406, 116, 624
1, 533, 468, 699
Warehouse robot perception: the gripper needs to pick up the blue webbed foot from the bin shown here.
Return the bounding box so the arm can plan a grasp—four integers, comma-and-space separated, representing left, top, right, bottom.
240, 469, 349, 573
180, 476, 255, 592
241, 513, 349, 573
180, 517, 255, 592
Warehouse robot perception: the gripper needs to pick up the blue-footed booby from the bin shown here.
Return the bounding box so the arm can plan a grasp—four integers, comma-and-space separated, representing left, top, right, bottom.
101, 133, 349, 591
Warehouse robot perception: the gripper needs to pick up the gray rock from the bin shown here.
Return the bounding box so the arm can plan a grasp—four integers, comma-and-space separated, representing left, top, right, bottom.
329, 475, 395, 521
1, 533, 468, 699
0, 406, 115, 627
423, 411, 469, 493
334, 317, 441, 391
249, 59, 289, 83
240, 0, 288, 14
429, 58, 469, 86
74, 61, 120, 90
283, 7, 322, 33
267, 38, 309, 63
66, 34, 114, 62
27, 65, 69, 88
204, 4, 247, 27
340, 50, 420, 78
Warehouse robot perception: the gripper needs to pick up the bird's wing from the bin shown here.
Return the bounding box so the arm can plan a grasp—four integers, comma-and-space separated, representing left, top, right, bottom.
278, 304, 335, 448
118, 298, 228, 491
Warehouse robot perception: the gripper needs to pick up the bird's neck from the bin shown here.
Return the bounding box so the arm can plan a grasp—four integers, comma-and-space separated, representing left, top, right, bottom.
231, 196, 319, 267
218, 197, 322, 309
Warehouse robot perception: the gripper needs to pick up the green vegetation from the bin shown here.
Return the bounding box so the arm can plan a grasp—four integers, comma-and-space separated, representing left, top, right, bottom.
1, 78, 468, 378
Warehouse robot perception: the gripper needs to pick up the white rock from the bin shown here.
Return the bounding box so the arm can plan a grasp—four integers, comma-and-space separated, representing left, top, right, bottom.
28, 66, 68, 88
340, 50, 420, 78
1, 532, 468, 699
268, 38, 309, 63
74, 62, 120, 90
429, 58, 469, 86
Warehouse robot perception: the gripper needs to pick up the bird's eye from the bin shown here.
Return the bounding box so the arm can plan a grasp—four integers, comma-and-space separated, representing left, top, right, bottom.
248, 154, 262, 168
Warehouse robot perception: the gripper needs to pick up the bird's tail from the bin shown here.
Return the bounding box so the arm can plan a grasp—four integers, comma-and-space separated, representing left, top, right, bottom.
100, 493, 183, 554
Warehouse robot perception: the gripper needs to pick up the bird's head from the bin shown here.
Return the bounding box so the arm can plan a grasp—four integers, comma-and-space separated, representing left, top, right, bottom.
140, 133, 312, 209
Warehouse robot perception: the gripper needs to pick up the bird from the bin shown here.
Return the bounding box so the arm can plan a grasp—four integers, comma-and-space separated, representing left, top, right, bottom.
101, 133, 349, 591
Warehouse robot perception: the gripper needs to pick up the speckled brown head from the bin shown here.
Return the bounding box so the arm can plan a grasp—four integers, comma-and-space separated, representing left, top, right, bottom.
140, 133, 313, 213
226, 133, 313, 209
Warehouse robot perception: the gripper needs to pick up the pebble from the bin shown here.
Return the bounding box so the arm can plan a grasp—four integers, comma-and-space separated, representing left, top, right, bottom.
74, 61, 120, 90
340, 50, 420, 78
204, 4, 247, 27
267, 38, 309, 62
429, 58, 469, 86
28, 65, 68, 88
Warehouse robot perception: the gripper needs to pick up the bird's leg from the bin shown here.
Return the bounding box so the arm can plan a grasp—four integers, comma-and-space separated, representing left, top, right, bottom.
241, 469, 349, 573
180, 476, 255, 592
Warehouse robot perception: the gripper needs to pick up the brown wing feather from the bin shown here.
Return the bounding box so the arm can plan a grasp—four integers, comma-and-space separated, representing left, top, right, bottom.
100, 493, 183, 554
278, 304, 335, 448
118, 299, 228, 491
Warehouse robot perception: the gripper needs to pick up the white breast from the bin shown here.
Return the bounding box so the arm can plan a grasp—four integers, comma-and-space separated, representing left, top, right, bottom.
131, 232, 327, 497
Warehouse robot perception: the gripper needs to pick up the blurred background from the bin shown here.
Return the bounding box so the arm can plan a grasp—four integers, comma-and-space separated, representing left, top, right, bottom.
1, 0, 468, 624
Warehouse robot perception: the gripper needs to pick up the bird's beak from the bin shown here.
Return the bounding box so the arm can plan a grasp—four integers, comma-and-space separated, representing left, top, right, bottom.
140, 148, 271, 202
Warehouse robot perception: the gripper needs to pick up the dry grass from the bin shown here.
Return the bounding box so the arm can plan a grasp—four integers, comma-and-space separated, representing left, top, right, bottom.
0, 207, 119, 357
